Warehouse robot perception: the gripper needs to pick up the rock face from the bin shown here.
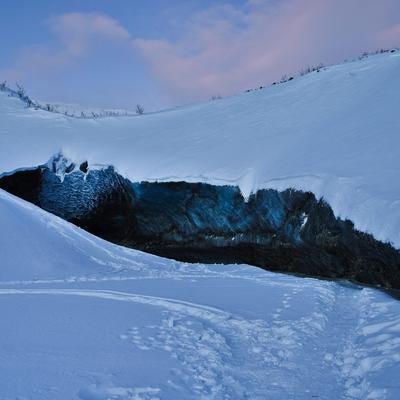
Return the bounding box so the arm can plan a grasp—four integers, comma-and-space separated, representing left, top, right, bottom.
1, 156, 400, 289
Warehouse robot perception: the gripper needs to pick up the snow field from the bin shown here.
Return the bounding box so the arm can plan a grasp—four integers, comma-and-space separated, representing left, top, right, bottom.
1, 190, 400, 399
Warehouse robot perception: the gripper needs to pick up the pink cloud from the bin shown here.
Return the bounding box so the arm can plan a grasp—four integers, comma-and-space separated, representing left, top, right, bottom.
48, 13, 130, 56
1, 5, 399, 108
380, 24, 400, 44
134, 0, 400, 103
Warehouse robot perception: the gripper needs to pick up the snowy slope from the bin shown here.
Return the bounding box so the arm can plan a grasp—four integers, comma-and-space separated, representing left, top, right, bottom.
1, 51, 400, 246
0, 189, 175, 282
1, 189, 400, 399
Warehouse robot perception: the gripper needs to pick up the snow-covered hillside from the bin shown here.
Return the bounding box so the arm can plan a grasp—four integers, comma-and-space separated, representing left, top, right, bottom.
1, 51, 400, 246
1, 188, 400, 399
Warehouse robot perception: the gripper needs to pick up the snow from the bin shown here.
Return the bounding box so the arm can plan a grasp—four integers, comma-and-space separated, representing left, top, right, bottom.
1, 189, 400, 399
1, 51, 400, 245
1, 50, 400, 398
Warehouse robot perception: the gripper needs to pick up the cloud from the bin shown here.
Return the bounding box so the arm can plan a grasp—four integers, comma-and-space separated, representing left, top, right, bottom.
380, 24, 400, 44
1, 13, 131, 82
134, 0, 400, 103
1, 4, 399, 108
47, 12, 130, 57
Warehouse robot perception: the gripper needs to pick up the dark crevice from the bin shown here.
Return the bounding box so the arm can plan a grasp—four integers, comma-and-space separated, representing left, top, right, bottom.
1, 159, 400, 290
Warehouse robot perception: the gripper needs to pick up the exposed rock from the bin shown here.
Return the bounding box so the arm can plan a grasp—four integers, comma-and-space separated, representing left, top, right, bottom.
1, 160, 399, 289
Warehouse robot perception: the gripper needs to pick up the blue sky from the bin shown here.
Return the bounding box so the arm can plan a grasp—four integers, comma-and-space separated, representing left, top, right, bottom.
1, 0, 399, 110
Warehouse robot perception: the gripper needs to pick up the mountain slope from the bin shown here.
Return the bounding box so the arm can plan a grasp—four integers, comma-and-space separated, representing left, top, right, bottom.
1, 189, 400, 399
1, 50, 400, 247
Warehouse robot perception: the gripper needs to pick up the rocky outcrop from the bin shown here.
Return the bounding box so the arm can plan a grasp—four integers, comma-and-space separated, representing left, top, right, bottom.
1, 156, 399, 289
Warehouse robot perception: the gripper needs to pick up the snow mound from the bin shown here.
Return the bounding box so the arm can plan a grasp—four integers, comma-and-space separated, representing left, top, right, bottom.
0, 189, 174, 282
1, 51, 400, 245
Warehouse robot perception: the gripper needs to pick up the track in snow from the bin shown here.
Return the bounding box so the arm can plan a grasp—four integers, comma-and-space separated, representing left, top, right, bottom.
1, 280, 399, 400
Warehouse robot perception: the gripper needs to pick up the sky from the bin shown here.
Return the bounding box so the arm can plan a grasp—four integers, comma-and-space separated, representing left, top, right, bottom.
0, 0, 399, 111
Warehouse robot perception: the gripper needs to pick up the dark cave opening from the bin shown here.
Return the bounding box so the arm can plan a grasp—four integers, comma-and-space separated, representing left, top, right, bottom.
1, 158, 399, 290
